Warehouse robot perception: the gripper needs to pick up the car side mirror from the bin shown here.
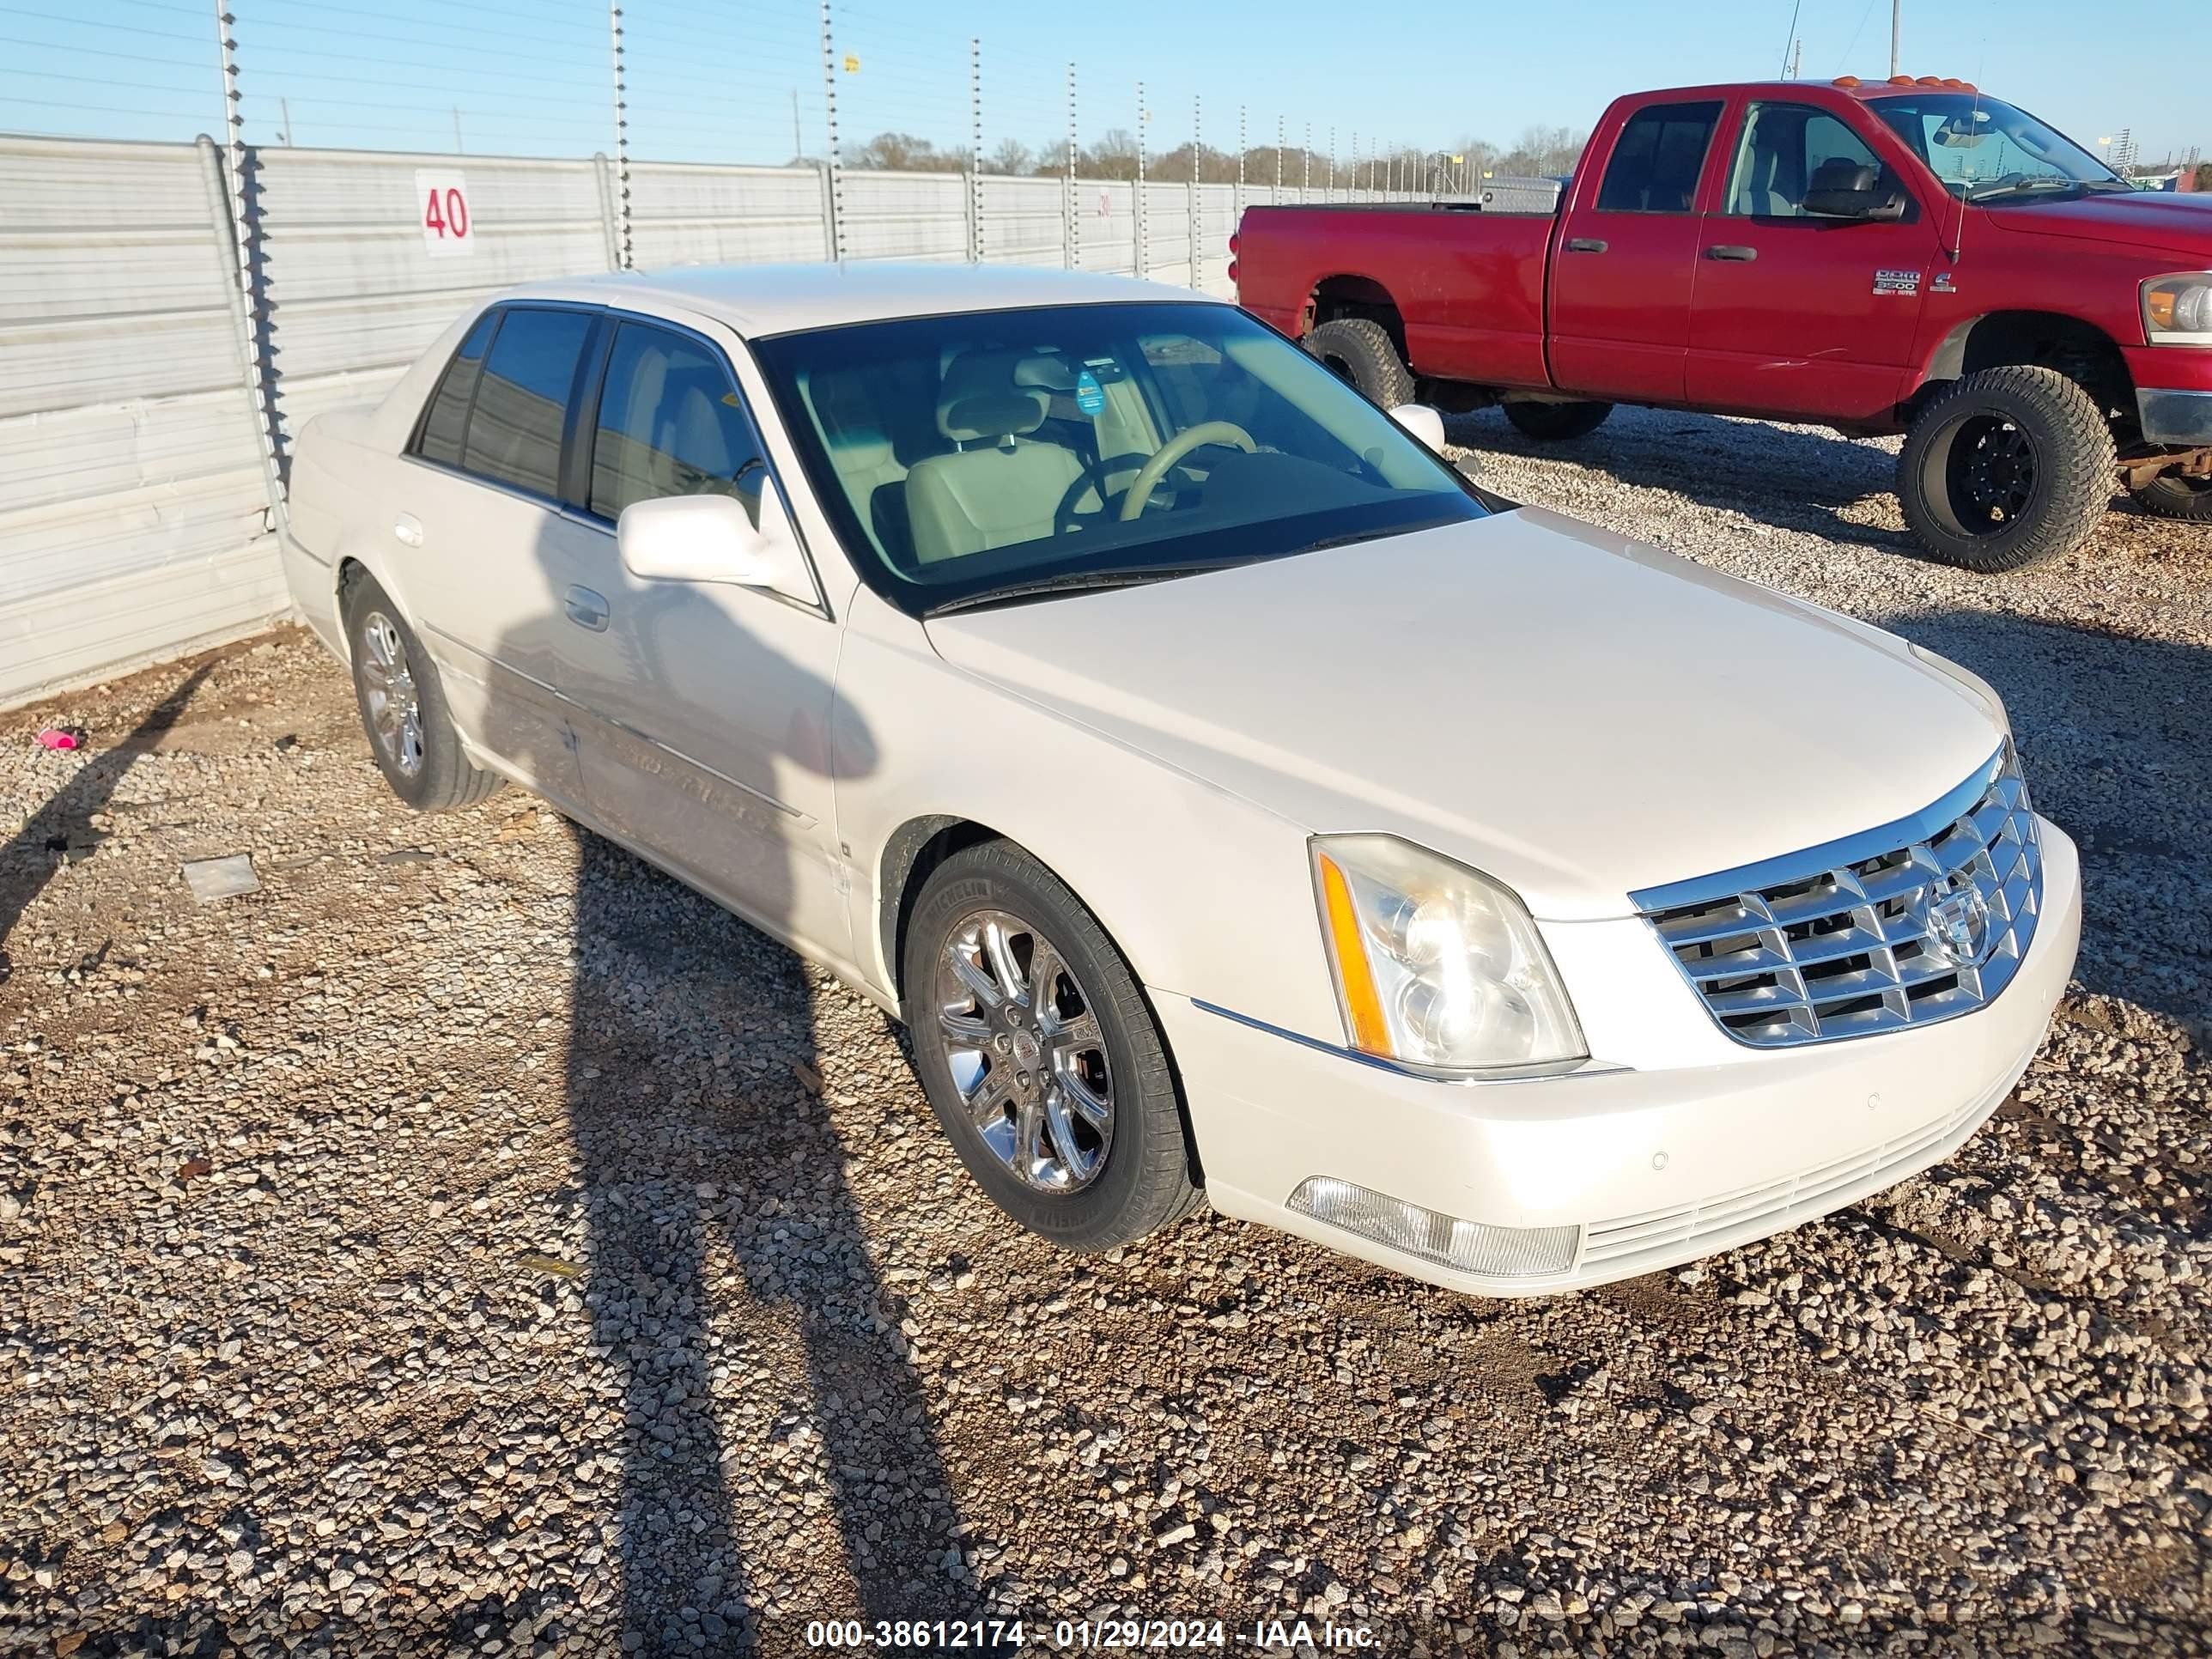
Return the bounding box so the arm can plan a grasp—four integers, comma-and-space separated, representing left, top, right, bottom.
1803, 161, 1908, 222
1389, 402, 1449, 454
617, 489, 818, 606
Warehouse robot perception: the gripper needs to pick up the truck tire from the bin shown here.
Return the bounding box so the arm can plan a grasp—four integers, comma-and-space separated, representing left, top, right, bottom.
1304, 319, 1413, 409
1898, 366, 2114, 572
1504, 400, 1614, 441
2128, 471, 2212, 522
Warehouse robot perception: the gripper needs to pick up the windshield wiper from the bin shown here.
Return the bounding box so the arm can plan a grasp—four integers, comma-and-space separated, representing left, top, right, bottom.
923, 562, 1236, 617
1966, 178, 2095, 204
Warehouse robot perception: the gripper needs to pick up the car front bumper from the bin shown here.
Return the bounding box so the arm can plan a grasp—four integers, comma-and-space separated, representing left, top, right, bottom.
1161, 821, 2081, 1297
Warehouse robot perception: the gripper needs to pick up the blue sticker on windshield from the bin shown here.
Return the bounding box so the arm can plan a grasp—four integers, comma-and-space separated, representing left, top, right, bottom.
1074, 370, 1106, 415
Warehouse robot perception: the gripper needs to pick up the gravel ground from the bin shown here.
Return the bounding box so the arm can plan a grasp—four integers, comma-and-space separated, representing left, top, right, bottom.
2, 410, 2208, 1657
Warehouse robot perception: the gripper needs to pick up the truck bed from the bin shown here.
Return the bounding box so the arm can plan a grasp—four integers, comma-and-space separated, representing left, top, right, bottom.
1236, 204, 1555, 392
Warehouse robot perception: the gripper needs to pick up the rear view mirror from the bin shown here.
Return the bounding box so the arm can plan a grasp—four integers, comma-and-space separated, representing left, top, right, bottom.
1389, 403, 1449, 454
1804, 161, 1907, 222
617, 489, 818, 606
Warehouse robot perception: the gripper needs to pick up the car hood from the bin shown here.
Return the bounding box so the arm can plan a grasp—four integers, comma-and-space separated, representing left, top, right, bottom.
1984, 189, 2212, 258
922, 508, 2006, 921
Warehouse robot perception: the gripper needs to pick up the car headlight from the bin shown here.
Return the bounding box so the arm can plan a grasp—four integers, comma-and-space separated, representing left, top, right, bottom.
2142, 272, 2212, 344
1310, 834, 1585, 1074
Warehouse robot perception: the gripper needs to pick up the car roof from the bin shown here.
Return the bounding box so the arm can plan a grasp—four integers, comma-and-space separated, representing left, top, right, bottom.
502, 261, 1228, 337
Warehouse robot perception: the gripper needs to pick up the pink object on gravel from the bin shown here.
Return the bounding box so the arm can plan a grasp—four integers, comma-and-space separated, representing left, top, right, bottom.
34, 728, 82, 750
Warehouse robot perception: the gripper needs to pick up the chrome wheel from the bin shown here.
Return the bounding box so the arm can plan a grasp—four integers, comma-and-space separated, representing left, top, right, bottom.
935, 909, 1113, 1194
356, 610, 423, 778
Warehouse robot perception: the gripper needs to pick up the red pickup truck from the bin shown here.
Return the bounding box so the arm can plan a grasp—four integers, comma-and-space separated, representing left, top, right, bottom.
1235, 78, 2212, 572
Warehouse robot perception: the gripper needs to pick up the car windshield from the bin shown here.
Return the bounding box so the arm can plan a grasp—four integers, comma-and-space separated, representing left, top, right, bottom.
749, 301, 1484, 616
1870, 94, 2128, 203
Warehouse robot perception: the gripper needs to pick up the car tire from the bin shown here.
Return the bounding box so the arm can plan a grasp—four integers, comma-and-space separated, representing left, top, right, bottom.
1304, 318, 1414, 409
1897, 366, 2115, 572
902, 841, 1202, 1253
1503, 400, 1614, 441
2128, 470, 2212, 522
340, 568, 502, 812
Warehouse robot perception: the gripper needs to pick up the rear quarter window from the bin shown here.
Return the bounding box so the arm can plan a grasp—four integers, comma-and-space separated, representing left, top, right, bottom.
457, 307, 595, 499
412, 310, 497, 469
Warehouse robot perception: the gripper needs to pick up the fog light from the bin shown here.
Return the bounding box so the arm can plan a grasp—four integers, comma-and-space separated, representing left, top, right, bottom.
1286, 1176, 1580, 1278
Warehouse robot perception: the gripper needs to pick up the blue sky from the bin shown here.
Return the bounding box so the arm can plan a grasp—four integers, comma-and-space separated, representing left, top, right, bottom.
6, 0, 2202, 167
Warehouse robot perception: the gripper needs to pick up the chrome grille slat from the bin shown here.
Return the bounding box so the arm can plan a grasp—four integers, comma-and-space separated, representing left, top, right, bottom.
1634, 745, 2043, 1049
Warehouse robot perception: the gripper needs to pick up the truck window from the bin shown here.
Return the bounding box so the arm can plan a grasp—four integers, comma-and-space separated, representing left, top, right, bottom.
1595, 101, 1722, 214
1724, 103, 1890, 216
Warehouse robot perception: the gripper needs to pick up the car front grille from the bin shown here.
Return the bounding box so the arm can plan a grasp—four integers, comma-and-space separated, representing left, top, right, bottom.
1632, 744, 2041, 1048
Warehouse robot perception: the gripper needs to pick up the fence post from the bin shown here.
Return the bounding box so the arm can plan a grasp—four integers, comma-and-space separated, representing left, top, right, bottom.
967, 38, 983, 262
1188, 95, 1200, 289
1237, 106, 1246, 221
196, 134, 289, 539
608, 2, 631, 267
819, 0, 846, 258
1134, 81, 1146, 278
816, 161, 838, 261
592, 152, 623, 269
206, 3, 288, 528
1064, 62, 1078, 270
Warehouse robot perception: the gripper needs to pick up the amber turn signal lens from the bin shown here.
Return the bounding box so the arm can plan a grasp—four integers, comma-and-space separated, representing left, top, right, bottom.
1316, 853, 1389, 1053
2148, 290, 2178, 331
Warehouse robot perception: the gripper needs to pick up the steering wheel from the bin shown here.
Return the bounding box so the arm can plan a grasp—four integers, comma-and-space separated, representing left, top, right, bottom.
1117, 421, 1257, 521
1053, 452, 1152, 536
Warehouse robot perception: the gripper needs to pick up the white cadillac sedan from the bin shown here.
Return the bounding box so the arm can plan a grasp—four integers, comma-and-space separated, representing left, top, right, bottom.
279, 263, 2080, 1296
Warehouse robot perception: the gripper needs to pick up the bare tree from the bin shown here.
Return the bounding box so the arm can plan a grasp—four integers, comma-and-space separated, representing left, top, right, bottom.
1082, 127, 1140, 181
983, 137, 1033, 175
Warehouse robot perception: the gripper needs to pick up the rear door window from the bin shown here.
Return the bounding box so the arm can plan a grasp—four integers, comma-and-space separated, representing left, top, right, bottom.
412, 309, 497, 469
1595, 100, 1723, 213
459, 307, 595, 499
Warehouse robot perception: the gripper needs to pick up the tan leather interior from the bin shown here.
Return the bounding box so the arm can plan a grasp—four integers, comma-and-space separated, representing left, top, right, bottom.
906, 349, 1091, 564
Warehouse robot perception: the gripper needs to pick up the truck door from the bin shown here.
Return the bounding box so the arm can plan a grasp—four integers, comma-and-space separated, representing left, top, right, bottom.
1685, 100, 1942, 422
1547, 100, 1725, 404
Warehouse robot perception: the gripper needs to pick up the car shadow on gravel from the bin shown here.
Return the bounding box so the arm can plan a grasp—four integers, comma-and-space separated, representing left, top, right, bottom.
0, 665, 208, 988
505, 564, 963, 1653
1892, 606, 2209, 1030
1447, 405, 1924, 551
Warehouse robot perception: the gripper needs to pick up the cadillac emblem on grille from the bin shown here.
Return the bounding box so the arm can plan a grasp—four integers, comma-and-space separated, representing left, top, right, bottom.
1912, 875, 1993, 969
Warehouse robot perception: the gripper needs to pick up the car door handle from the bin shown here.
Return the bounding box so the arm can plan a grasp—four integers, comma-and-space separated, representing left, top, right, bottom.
563, 585, 610, 632
1705, 245, 1759, 262
1564, 237, 1608, 253
392, 513, 423, 548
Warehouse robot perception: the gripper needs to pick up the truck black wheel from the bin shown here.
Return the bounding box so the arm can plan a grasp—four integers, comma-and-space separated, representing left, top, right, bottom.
340, 568, 503, 812
1898, 366, 2114, 572
2128, 471, 2212, 522
1504, 400, 1613, 441
902, 841, 1203, 1254
1304, 319, 1413, 409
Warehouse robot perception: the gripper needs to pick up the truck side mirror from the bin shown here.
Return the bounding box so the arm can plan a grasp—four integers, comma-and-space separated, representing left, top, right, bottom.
1803, 161, 1908, 222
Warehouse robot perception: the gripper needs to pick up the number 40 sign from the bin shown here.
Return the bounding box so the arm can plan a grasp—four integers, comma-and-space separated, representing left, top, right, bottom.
415, 169, 474, 257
